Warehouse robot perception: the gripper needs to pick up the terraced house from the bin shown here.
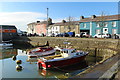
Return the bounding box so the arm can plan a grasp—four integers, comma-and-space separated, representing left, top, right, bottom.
79, 14, 120, 37
48, 20, 80, 36
27, 18, 52, 36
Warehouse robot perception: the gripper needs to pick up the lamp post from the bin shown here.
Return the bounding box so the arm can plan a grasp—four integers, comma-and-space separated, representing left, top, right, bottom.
46, 8, 49, 36
0, 26, 2, 43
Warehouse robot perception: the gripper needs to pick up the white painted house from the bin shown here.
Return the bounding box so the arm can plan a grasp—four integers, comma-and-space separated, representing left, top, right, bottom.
47, 23, 60, 36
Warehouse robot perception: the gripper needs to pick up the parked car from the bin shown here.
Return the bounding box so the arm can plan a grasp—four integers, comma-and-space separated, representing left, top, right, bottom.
56, 33, 64, 37
67, 32, 75, 37
46, 34, 52, 37
94, 34, 109, 38
75, 34, 80, 37
80, 32, 90, 38
112, 34, 119, 39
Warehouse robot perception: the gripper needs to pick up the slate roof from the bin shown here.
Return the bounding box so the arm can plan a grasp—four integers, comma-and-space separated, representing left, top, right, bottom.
80, 14, 120, 22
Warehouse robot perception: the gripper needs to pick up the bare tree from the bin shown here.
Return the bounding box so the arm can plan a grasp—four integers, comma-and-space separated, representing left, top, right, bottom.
66, 16, 76, 32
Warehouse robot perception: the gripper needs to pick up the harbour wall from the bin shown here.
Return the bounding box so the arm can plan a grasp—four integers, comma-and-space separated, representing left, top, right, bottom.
13, 36, 119, 59
13, 36, 120, 50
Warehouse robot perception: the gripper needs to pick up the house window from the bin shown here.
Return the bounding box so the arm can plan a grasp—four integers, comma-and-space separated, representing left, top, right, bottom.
112, 21, 116, 27
96, 29, 101, 34
53, 27, 54, 30
112, 29, 117, 34
97, 23, 100, 27
104, 22, 108, 27
83, 23, 86, 28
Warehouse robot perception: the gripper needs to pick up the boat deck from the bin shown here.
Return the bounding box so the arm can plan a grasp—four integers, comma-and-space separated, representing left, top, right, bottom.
44, 54, 62, 60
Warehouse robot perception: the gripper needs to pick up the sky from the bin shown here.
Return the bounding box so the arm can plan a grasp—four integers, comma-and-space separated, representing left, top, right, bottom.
0, 2, 118, 31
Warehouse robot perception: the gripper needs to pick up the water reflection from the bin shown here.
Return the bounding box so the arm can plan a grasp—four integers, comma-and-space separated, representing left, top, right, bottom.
16, 65, 23, 72
26, 57, 38, 64
38, 61, 88, 78
0, 48, 17, 59
0, 47, 102, 79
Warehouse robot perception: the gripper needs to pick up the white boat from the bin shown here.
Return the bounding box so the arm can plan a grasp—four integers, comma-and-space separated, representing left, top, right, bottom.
0, 43, 13, 47
27, 47, 56, 57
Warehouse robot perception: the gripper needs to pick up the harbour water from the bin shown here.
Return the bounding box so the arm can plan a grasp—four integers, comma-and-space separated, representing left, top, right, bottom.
0, 46, 102, 79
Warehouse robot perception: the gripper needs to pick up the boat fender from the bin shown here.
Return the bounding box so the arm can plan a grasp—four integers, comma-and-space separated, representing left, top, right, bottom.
64, 73, 70, 77
16, 60, 22, 64
12, 56, 17, 61
16, 65, 23, 71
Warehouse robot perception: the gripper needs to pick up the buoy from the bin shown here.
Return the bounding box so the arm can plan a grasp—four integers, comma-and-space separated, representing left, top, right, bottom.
16, 60, 22, 64
16, 65, 23, 71
12, 56, 16, 61
65, 73, 70, 77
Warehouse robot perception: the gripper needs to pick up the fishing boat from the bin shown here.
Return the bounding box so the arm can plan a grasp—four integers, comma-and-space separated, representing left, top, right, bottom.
27, 47, 56, 57
38, 47, 88, 69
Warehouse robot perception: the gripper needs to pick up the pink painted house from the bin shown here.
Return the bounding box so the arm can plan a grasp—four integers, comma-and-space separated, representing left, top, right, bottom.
27, 18, 52, 36
34, 21, 47, 36
27, 21, 47, 36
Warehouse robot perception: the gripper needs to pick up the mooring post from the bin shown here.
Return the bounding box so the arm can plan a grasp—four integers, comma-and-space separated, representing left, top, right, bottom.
95, 48, 97, 56
95, 48, 97, 63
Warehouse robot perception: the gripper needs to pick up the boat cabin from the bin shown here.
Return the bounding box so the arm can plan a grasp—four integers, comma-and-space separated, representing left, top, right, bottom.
41, 48, 85, 61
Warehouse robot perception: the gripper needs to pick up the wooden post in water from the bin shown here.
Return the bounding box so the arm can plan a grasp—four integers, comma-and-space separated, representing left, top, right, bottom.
95, 48, 97, 63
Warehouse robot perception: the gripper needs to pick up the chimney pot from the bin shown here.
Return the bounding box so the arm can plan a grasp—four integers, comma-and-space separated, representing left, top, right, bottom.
91, 15, 96, 19
80, 16, 84, 20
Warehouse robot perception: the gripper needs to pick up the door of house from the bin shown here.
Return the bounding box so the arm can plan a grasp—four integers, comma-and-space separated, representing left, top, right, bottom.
103, 28, 108, 34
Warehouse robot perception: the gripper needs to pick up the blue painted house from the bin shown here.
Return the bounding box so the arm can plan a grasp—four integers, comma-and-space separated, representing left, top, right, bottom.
79, 15, 120, 37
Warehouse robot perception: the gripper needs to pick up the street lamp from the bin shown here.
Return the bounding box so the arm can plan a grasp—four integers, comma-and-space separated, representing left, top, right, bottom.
46, 8, 49, 36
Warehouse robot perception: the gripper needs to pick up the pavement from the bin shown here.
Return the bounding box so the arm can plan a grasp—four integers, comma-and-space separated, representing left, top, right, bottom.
114, 60, 120, 80
71, 54, 119, 79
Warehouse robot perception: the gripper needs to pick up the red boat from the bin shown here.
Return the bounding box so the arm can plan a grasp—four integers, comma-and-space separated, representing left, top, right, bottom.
27, 47, 55, 57
38, 47, 88, 69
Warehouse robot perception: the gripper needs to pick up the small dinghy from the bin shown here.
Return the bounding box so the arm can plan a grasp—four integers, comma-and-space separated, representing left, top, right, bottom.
0, 43, 13, 47
27, 47, 56, 57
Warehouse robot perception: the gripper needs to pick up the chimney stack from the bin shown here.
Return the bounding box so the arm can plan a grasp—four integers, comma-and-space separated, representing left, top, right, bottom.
80, 16, 84, 20
48, 18, 52, 25
62, 20, 66, 23
91, 15, 96, 19
37, 21, 40, 23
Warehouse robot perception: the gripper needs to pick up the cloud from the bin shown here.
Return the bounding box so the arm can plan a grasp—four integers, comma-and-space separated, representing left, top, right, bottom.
0, 12, 46, 31
52, 18, 64, 23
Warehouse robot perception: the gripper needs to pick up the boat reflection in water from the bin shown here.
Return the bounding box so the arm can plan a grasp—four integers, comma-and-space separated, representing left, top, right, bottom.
26, 56, 38, 64
38, 61, 88, 78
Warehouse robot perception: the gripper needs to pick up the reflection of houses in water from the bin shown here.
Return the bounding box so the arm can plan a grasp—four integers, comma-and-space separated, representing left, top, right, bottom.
0, 49, 17, 59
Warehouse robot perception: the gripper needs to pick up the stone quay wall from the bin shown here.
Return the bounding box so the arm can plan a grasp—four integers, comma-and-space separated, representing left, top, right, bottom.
13, 36, 120, 59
